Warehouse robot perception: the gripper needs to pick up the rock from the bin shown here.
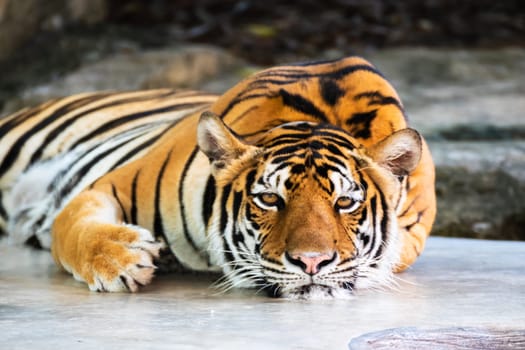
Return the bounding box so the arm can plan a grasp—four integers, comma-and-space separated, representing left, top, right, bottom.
140, 46, 245, 90
0, 0, 108, 63
348, 327, 525, 350
430, 141, 525, 181
2, 45, 255, 114
430, 139, 525, 240
0, 0, 59, 62
366, 48, 525, 139
433, 166, 525, 240
67, 0, 107, 25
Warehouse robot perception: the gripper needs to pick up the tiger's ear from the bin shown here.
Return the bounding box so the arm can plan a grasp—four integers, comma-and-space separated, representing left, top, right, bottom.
367, 128, 422, 176
197, 111, 256, 173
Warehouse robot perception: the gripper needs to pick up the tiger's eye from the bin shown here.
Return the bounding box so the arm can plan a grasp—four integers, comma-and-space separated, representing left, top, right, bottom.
335, 196, 354, 210
260, 193, 280, 206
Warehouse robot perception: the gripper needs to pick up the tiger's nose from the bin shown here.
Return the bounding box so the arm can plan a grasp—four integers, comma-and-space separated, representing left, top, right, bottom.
285, 252, 336, 275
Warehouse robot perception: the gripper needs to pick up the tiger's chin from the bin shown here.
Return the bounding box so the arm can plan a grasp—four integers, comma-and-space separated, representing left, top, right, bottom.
264, 283, 355, 300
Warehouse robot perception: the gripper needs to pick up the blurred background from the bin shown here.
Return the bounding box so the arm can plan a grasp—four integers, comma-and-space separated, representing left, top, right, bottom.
1, 0, 524, 240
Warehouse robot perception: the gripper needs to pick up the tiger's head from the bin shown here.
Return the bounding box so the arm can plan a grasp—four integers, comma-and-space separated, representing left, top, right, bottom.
198, 112, 422, 299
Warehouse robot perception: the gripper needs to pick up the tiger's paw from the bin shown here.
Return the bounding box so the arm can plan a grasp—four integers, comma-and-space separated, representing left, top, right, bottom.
76, 224, 163, 292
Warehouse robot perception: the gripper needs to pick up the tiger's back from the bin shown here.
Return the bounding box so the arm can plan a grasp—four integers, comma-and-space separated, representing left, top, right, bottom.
0, 56, 435, 298
0, 90, 217, 245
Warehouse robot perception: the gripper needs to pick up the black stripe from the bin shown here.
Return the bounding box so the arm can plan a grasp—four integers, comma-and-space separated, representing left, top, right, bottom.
111, 183, 129, 223
354, 91, 402, 108
246, 78, 301, 90
178, 147, 201, 253
232, 228, 245, 248
0, 191, 7, 220
130, 170, 140, 225
320, 78, 345, 106
227, 105, 260, 127
0, 94, 110, 179
109, 121, 181, 171
271, 144, 306, 157
267, 162, 295, 180
308, 140, 345, 157
373, 190, 389, 261
311, 130, 356, 149
202, 176, 216, 227
256, 64, 383, 82
312, 173, 332, 194
220, 63, 383, 126
278, 89, 329, 123
69, 102, 202, 151
278, 122, 315, 132
26, 92, 161, 166
325, 137, 357, 151
245, 169, 257, 195
361, 196, 377, 257
218, 93, 274, 119
109, 135, 158, 171
28, 93, 137, 166
354, 91, 406, 121
232, 191, 243, 221
154, 150, 173, 249
290, 57, 344, 67
356, 167, 368, 193
322, 64, 386, 81
220, 182, 235, 265
357, 206, 368, 228
223, 240, 235, 265
263, 136, 308, 149
247, 206, 259, 231
0, 99, 58, 138
346, 109, 378, 139
393, 176, 407, 211
318, 163, 342, 179
56, 134, 143, 206
324, 155, 347, 168
290, 164, 306, 175
219, 184, 232, 233
120, 275, 131, 291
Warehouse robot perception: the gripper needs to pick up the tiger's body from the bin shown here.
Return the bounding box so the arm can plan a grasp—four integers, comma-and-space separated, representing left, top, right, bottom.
0, 57, 435, 299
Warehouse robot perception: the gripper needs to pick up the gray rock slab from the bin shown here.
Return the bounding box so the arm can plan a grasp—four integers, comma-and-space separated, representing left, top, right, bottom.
1, 237, 524, 349
430, 141, 525, 180
429, 140, 525, 240
1, 45, 248, 115
367, 48, 525, 137
349, 327, 525, 349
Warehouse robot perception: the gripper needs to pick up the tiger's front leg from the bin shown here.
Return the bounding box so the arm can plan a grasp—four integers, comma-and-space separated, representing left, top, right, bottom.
51, 189, 162, 292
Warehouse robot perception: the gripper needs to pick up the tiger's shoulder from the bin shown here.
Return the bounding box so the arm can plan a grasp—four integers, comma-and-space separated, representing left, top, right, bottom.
211, 56, 406, 147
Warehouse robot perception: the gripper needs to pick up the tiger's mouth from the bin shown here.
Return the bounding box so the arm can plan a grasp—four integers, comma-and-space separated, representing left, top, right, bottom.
262, 283, 354, 300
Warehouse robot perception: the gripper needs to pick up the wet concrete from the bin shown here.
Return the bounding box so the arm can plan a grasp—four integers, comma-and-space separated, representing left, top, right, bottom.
1, 237, 524, 349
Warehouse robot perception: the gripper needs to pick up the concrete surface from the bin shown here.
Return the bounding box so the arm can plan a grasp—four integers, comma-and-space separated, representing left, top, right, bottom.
1, 237, 524, 350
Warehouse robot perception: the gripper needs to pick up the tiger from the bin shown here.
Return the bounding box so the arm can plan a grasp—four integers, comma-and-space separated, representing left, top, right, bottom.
0, 56, 436, 299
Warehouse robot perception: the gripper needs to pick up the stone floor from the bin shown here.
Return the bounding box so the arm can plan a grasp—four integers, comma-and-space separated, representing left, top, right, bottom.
1, 237, 524, 349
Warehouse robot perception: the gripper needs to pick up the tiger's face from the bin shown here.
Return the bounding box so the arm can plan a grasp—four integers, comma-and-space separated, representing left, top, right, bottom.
198, 112, 422, 299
